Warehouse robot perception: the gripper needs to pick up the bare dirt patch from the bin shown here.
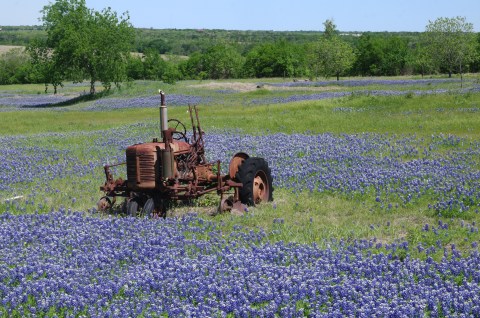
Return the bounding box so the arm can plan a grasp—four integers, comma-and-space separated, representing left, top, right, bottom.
189, 81, 344, 92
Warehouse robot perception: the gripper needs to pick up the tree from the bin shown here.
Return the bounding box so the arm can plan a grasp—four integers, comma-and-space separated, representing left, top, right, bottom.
424, 16, 477, 81
40, 0, 134, 94
125, 55, 144, 80
0, 48, 31, 85
380, 36, 409, 76
202, 45, 244, 79
353, 34, 384, 76
408, 42, 435, 77
323, 19, 338, 39
316, 37, 355, 80
244, 41, 303, 78
142, 49, 167, 80
471, 33, 480, 73
314, 20, 355, 80
179, 52, 206, 80
26, 39, 64, 93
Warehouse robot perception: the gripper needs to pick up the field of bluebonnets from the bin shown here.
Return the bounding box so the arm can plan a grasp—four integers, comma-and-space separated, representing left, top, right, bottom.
1, 76, 480, 316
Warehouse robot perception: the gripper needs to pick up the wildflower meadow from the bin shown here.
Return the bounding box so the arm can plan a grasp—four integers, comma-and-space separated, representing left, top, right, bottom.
1, 77, 480, 317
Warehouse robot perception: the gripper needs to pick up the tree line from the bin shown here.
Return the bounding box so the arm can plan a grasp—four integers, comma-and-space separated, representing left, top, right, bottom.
0, 0, 479, 91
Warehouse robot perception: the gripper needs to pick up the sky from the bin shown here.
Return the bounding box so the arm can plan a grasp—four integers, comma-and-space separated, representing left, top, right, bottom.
1, 0, 480, 32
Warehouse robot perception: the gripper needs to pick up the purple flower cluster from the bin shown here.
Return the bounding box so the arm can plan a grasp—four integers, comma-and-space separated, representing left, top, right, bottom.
247, 89, 454, 105
267, 78, 463, 88
1, 211, 479, 317
0, 94, 72, 109
0, 134, 99, 195
0, 137, 71, 191
85, 94, 212, 111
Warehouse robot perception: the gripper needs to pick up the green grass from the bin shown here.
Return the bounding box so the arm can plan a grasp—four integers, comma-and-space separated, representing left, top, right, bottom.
2, 90, 480, 137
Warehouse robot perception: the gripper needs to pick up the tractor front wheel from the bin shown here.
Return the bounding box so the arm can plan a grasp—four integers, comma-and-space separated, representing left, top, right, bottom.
127, 199, 138, 217
236, 157, 273, 206
143, 198, 155, 218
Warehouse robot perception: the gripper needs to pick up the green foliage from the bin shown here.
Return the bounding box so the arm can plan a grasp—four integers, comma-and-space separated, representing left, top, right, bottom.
315, 37, 355, 80
424, 16, 477, 78
1, 17, 479, 83
323, 19, 338, 39
353, 34, 411, 76
126, 55, 144, 80
143, 49, 168, 80
26, 38, 64, 93
39, 0, 135, 94
0, 48, 31, 85
202, 45, 245, 79
179, 44, 245, 80
409, 42, 436, 77
244, 41, 304, 78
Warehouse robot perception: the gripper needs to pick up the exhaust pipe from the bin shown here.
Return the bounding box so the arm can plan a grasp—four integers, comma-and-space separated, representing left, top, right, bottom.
159, 90, 168, 135
158, 90, 174, 179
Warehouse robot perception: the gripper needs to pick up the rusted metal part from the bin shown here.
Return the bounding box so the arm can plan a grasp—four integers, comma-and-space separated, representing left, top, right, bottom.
229, 152, 249, 179
98, 91, 271, 216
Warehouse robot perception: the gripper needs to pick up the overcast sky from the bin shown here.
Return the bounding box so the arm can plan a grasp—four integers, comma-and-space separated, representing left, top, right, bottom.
1, 0, 479, 32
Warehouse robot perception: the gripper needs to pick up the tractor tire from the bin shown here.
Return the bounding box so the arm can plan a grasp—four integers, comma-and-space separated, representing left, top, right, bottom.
127, 199, 138, 217
236, 157, 273, 206
143, 198, 155, 218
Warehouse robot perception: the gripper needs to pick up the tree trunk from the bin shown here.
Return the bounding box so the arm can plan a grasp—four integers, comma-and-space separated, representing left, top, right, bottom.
90, 80, 96, 95
460, 62, 463, 89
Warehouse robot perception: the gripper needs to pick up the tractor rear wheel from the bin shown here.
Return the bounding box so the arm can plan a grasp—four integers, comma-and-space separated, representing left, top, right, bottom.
236, 157, 273, 206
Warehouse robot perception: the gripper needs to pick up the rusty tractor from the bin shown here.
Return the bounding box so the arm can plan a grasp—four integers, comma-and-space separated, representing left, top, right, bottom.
98, 91, 273, 216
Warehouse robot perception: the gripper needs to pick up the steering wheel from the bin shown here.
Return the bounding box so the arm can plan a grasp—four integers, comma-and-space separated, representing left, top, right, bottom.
168, 119, 188, 142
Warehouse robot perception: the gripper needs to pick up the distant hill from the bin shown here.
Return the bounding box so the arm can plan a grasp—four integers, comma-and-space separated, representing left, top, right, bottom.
0, 25, 422, 56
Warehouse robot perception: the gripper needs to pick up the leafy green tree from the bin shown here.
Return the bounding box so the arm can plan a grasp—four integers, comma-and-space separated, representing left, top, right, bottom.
471, 33, 480, 73
304, 42, 320, 79
408, 42, 435, 77
0, 48, 31, 85
314, 20, 355, 80
26, 39, 64, 93
316, 36, 355, 80
323, 19, 338, 39
244, 41, 303, 78
141, 38, 171, 54
125, 55, 144, 80
179, 52, 206, 80
161, 63, 182, 84
380, 36, 409, 76
202, 45, 244, 79
353, 34, 384, 76
424, 16, 477, 80
179, 45, 244, 80
142, 49, 167, 80
40, 0, 134, 94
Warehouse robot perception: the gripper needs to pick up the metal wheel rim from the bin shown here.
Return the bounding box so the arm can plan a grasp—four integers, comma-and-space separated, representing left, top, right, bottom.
253, 170, 269, 204
97, 197, 111, 211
